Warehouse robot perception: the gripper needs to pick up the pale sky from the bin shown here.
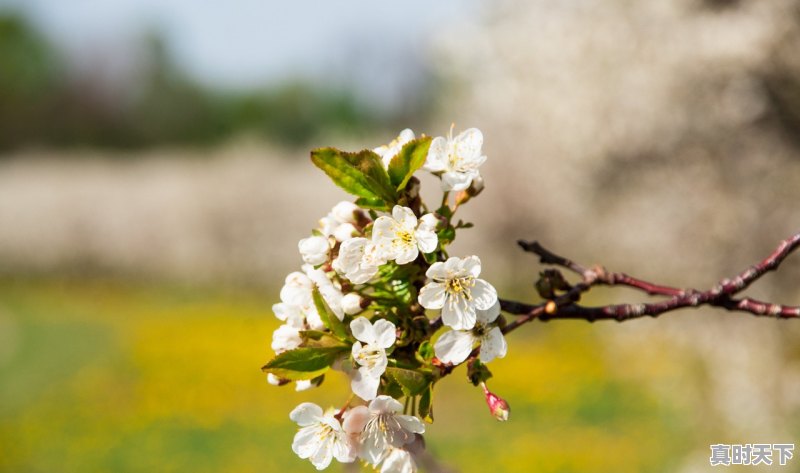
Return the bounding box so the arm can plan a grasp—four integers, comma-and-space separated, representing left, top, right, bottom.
0, 0, 478, 104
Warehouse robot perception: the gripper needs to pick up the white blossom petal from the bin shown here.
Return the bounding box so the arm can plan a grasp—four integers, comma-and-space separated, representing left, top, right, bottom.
443, 257, 462, 274
292, 425, 320, 457
360, 425, 388, 464
394, 246, 419, 265
475, 300, 501, 324
369, 395, 404, 414
272, 324, 303, 353
418, 213, 438, 230
351, 368, 381, 401
272, 302, 302, 323
442, 295, 476, 330
471, 279, 498, 311
423, 136, 448, 172
298, 235, 330, 265
308, 439, 335, 470
343, 405, 369, 437
395, 415, 425, 434
381, 448, 416, 473
418, 282, 446, 309
424, 261, 448, 280
479, 327, 507, 363
441, 170, 473, 191
414, 229, 437, 254
462, 255, 482, 278
373, 319, 397, 349
434, 329, 475, 364
332, 223, 357, 242
280, 271, 313, 305
350, 317, 377, 344
454, 128, 483, 160
290, 402, 323, 426
392, 205, 417, 229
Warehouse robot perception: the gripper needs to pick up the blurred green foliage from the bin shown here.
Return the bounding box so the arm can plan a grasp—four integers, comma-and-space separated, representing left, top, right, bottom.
0, 13, 406, 153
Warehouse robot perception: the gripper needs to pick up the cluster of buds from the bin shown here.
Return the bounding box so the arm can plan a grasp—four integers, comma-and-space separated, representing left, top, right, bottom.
263, 126, 511, 471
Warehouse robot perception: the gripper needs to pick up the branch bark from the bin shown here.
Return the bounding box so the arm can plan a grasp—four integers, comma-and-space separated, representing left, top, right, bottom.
499, 232, 800, 334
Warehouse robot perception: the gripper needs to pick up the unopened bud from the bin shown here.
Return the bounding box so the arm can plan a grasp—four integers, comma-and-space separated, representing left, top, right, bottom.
332, 223, 357, 242
295, 375, 324, 391
341, 293, 367, 315
331, 201, 359, 223
481, 382, 510, 421
466, 176, 485, 197
267, 373, 290, 386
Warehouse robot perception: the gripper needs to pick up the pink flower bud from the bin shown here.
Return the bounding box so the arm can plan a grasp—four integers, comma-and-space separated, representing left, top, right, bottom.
481, 383, 510, 421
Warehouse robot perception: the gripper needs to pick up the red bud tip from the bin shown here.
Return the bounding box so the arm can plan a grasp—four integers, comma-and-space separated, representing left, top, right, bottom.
481, 382, 510, 421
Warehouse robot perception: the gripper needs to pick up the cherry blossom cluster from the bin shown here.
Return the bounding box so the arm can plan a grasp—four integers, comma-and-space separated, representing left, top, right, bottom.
263, 127, 510, 471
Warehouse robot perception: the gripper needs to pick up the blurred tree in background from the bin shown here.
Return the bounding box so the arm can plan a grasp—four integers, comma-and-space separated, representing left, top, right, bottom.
0, 12, 418, 153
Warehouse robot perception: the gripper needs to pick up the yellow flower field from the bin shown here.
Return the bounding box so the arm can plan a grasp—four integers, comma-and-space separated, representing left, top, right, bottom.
0, 277, 701, 472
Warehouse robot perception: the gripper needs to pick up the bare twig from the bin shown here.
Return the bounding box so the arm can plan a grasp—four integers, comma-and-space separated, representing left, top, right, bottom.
500, 232, 800, 331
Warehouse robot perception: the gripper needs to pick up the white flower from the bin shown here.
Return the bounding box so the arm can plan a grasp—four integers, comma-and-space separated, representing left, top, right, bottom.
298, 235, 331, 266
332, 237, 385, 284
345, 396, 425, 465
332, 223, 357, 242
381, 448, 417, 473
304, 264, 345, 321
423, 127, 486, 191
341, 293, 365, 315
434, 300, 507, 365
279, 271, 315, 306
272, 321, 303, 354
319, 201, 363, 241
350, 317, 396, 400
374, 128, 415, 168
418, 255, 498, 330
272, 301, 304, 326
290, 402, 355, 470
372, 206, 438, 265
275, 272, 324, 330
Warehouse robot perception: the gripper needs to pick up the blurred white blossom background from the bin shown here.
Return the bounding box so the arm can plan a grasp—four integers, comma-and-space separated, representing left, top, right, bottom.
2, 1, 800, 471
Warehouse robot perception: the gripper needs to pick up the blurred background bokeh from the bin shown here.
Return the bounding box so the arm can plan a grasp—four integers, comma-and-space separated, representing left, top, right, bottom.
1, 1, 800, 472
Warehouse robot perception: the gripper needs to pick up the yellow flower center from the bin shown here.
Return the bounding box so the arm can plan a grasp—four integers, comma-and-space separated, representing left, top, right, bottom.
446, 277, 474, 301
356, 346, 384, 369
393, 228, 414, 248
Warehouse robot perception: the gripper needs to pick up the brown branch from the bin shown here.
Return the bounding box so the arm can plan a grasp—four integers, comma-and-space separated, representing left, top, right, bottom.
501, 232, 800, 332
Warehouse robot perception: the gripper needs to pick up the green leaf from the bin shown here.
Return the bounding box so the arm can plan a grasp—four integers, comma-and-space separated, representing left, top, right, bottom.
436, 205, 453, 219
416, 341, 435, 363
299, 330, 348, 348
311, 148, 397, 203
355, 197, 389, 211
261, 346, 347, 380
466, 359, 493, 386
385, 367, 431, 396
381, 376, 405, 400
418, 384, 434, 423
387, 137, 432, 191
422, 251, 438, 265
437, 225, 456, 245
312, 288, 348, 339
